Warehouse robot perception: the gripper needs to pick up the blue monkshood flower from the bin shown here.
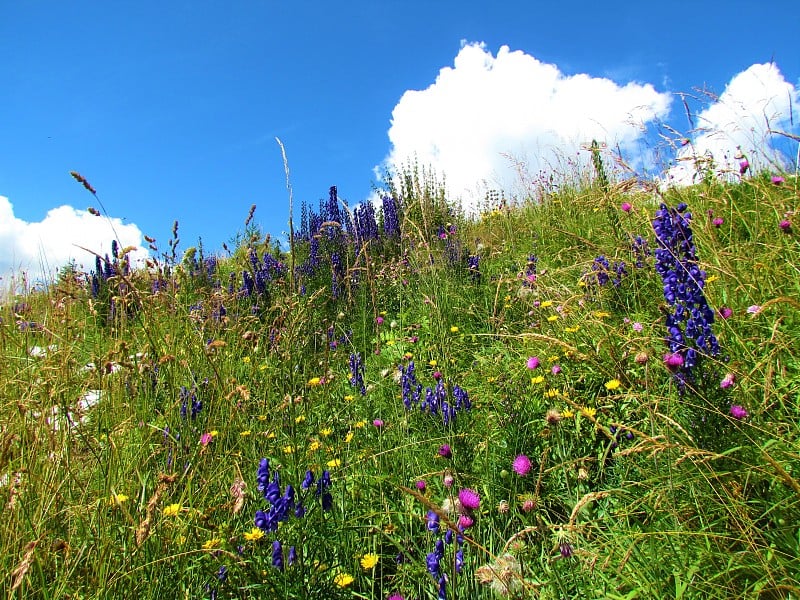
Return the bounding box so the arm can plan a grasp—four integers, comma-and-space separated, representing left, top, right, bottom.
257, 459, 270, 494
426, 551, 441, 577
438, 575, 447, 600
272, 540, 284, 570
467, 254, 481, 282
426, 510, 440, 533
455, 548, 464, 573
217, 566, 227, 582
382, 196, 401, 237
349, 352, 367, 396
301, 470, 314, 490
288, 546, 297, 565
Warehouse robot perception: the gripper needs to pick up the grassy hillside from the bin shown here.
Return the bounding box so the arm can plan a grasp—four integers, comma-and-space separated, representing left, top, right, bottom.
1, 165, 799, 599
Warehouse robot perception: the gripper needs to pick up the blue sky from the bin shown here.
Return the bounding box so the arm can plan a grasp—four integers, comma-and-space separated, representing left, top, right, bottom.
1, 1, 798, 281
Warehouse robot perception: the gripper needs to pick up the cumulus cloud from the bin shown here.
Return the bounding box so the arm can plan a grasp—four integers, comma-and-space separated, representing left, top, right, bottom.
667, 63, 799, 185
383, 42, 672, 209
0, 196, 148, 289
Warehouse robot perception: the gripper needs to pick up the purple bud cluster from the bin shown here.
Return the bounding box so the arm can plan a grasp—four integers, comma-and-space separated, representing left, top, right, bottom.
353, 201, 379, 246
629, 235, 651, 268
467, 254, 481, 283
382, 196, 401, 237
398, 362, 471, 426
425, 512, 467, 599
591, 255, 627, 288
242, 248, 286, 302
652, 203, 720, 385
179, 384, 202, 420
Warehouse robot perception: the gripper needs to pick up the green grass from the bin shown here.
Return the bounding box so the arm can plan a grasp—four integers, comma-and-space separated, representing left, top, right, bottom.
1, 169, 799, 599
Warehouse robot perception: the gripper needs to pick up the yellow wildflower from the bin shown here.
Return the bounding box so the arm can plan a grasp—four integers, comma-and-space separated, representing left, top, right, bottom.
565, 326, 580, 333
450, 326, 459, 333
320, 427, 333, 437
594, 311, 610, 318
344, 431, 354, 444
360, 553, 379, 570
240, 430, 251, 437
283, 445, 295, 454
202, 538, 222, 550
540, 300, 553, 308
545, 388, 559, 398
244, 527, 264, 542
242, 356, 251, 364
531, 375, 545, 385
307, 377, 322, 386
581, 407, 597, 418
327, 458, 341, 468
295, 415, 306, 424
429, 359, 437, 367
334, 573, 354, 588
109, 493, 129, 506
547, 315, 559, 322
309, 440, 322, 452
605, 379, 622, 391
354, 420, 367, 429
257, 415, 267, 422
162, 503, 181, 517
561, 409, 575, 418
344, 395, 354, 402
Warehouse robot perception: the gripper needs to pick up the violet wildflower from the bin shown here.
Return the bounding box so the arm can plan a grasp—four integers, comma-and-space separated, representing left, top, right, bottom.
526, 356, 540, 369
559, 542, 574, 558
779, 219, 792, 233
730, 405, 748, 419
713, 218, 724, 228
718, 307, 733, 319
720, 372, 735, 389
771, 175, 785, 185
621, 201, 632, 212
272, 540, 284, 570
438, 444, 452, 459
747, 305, 762, 315
512, 454, 532, 477
426, 509, 440, 532
739, 158, 749, 175
416, 480, 427, 492
349, 352, 366, 395
373, 419, 384, 428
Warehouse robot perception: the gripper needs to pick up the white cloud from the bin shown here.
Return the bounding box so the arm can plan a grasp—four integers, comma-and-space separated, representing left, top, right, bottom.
383, 42, 672, 209
0, 196, 148, 289
667, 63, 799, 185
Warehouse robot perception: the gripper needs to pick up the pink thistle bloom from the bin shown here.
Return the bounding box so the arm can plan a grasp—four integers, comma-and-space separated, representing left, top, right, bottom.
771, 176, 785, 185
458, 488, 480, 511
720, 373, 735, 389
512, 454, 532, 477
730, 404, 748, 420
739, 159, 749, 175
199, 432, 213, 446
376, 316, 384, 325
713, 218, 724, 227
433, 371, 442, 380
526, 356, 540, 370
620, 202, 632, 213
551, 364, 562, 375
779, 219, 791, 232
746, 305, 762, 315
632, 322, 643, 332
663, 352, 684, 370
458, 514, 474, 529
443, 472, 455, 488
415, 480, 426, 491
438, 444, 452, 459
388, 595, 405, 600
373, 419, 384, 428
718, 307, 733, 319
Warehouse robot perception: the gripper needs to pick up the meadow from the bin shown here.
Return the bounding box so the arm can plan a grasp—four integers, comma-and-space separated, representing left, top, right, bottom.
1, 153, 799, 599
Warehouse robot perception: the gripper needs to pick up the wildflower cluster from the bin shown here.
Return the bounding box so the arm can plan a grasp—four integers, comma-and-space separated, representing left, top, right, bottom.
590, 255, 626, 288
652, 203, 720, 386
241, 247, 286, 305
398, 362, 472, 426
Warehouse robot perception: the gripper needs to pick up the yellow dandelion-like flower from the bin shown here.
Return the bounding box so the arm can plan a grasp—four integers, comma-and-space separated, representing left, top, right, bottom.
540, 300, 553, 308
244, 527, 264, 542
259, 363, 268, 371
344, 431, 354, 444
531, 376, 545, 385
594, 311, 611, 318
162, 503, 181, 517
242, 356, 251, 364
360, 553, 379, 570
548, 355, 560, 362
354, 420, 367, 429
320, 427, 333, 437
334, 573, 354, 588
581, 407, 597, 418
327, 458, 341, 468
307, 377, 322, 386
202, 538, 222, 550
257, 415, 268, 422
267, 431, 276, 439
283, 445, 295, 454
386, 339, 395, 346
344, 395, 354, 402
450, 326, 459, 333
706, 275, 718, 283
561, 409, 575, 418
547, 315, 559, 322
403, 352, 413, 360
209, 430, 219, 437
486, 376, 497, 383
295, 415, 306, 424
605, 379, 622, 391
309, 439, 322, 452
565, 326, 580, 333
429, 359, 437, 367
109, 493, 129, 506
504, 295, 511, 302
545, 388, 559, 398
240, 430, 251, 437
578, 280, 587, 287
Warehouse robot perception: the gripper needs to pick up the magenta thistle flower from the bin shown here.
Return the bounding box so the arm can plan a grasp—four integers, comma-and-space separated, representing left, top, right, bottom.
415, 480, 427, 491
199, 432, 213, 446
771, 175, 785, 185
458, 488, 480, 511
746, 305, 762, 315
779, 219, 791, 232
663, 352, 684, 370
373, 419, 384, 428
387, 595, 405, 600
712, 217, 724, 227
443, 472, 454, 488
632, 322, 643, 332
620, 202, 632, 213
376, 316, 384, 325
718, 307, 733, 319
551, 364, 562, 375
526, 356, 540, 369
730, 404, 748, 420
512, 454, 532, 477
438, 444, 452, 459
458, 514, 474, 529
739, 158, 749, 175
